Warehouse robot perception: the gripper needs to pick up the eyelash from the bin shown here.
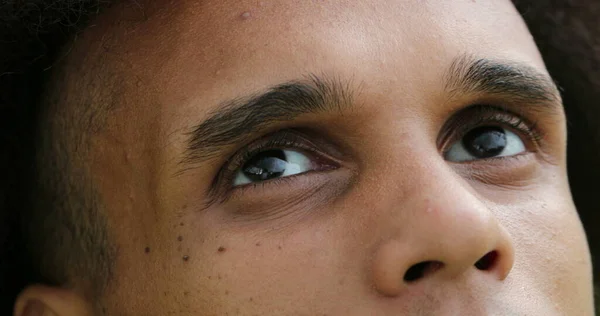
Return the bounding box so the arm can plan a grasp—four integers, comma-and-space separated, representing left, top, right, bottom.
212, 105, 544, 198
439, 105, 544, 155
213, 130, 326, 193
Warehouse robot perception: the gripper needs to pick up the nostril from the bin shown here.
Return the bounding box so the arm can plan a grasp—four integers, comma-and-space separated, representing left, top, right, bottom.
475, 250, 498, 271
404, 261, 444, 282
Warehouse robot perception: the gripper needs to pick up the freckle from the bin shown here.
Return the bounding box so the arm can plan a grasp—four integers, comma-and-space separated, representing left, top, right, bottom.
180, 222, 184, 226
178, 236, 183, 241
255, 242, 261, 246
249, 297, 253, 302
182, 204, 188, 210
144, 247, 150, 253
240, 11, 251, 20
277, 245, 282, 250
208, 275, 212, 280
183, 255, 189, 261
183, 291, 189, 296
225, 290, 229, 295
218, 246, 226, 253
218, 274, 222, 280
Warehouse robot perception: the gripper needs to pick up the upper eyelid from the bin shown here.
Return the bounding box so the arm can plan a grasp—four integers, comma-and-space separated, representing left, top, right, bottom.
208, 130, 321, 196
223, 131, 315, 171
438, 106, 542, 153
205, 146, 341, 207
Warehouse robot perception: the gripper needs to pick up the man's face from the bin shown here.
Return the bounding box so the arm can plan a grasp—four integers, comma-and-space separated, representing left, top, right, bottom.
69, 0, 593, 314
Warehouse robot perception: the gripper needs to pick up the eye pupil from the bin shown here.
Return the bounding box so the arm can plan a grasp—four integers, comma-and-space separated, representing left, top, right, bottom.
462, 126, 507, 158
242, 149, 288, 181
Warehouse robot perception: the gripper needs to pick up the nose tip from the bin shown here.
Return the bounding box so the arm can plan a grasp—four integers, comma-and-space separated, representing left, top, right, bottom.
371, 217, 515, 297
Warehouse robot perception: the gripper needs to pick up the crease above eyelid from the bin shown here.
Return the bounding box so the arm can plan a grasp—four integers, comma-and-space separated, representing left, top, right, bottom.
438, 105, 542, 154
207, 130, 335, 200
223, 131, 316, 174
204, 104, 549, 205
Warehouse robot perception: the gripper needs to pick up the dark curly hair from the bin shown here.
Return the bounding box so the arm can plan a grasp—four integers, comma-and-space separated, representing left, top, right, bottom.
0, 1, 115, 313
1, 1, 599, 314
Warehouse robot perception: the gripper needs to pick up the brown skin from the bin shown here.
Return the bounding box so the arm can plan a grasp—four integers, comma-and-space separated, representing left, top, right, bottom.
15, 0, 594, 315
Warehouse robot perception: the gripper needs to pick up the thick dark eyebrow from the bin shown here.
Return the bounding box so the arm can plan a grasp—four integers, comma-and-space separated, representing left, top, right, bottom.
444, 55, 562, 112
181, 57, 561, 170
181, 75, 354, 166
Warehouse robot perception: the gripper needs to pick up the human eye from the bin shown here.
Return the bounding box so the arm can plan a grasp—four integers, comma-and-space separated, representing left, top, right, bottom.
220, 130, 339, 190
445, 126, 525, 162
233, 149, 315, 186
441, 105, 542, 163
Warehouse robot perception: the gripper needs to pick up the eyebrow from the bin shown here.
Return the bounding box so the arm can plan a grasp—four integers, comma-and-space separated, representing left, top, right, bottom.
181, 56, 562, 169
444, 54, 562, 109
181, 75, 354, 165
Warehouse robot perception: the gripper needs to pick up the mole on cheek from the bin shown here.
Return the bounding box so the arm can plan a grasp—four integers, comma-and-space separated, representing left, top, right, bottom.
178, 236, 183, 241
144, 247, 150, 254
218, 246, 226, 253
183, 255, 190, 261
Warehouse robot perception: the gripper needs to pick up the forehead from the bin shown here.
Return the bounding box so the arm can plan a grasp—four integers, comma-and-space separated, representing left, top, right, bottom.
67, 0, 553, 197
75, 0, 546, 145
84, 0, 544, 106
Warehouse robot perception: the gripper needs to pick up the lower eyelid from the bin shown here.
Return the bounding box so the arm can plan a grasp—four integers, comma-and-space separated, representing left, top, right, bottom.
438, 106, 540, 151
224, 168, 347, 207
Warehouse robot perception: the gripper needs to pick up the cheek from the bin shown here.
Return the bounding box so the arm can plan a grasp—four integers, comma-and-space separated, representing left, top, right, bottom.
502, 189, 592, 308
168, 212, 364, 315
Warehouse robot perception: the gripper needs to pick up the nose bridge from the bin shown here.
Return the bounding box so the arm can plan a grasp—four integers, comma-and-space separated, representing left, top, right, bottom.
370, 158, 515, 296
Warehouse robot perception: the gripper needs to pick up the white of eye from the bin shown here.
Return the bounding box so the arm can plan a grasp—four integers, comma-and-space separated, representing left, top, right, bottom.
233, 149, 312, 186
445, 128, 525, 162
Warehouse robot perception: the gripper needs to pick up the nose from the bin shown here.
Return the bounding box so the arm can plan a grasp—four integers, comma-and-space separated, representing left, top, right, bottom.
370, 166, 515, 297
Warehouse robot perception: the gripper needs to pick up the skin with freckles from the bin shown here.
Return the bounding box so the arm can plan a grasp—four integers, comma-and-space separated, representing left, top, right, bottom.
15, 0, 594, 315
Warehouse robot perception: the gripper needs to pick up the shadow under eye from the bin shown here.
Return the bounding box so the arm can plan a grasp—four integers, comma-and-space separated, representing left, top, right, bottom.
220, 169, 353, 226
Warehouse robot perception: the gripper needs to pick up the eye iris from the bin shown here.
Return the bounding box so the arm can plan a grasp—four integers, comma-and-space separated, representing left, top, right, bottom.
242, 149, 288, 181
462, 126, 507, 158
